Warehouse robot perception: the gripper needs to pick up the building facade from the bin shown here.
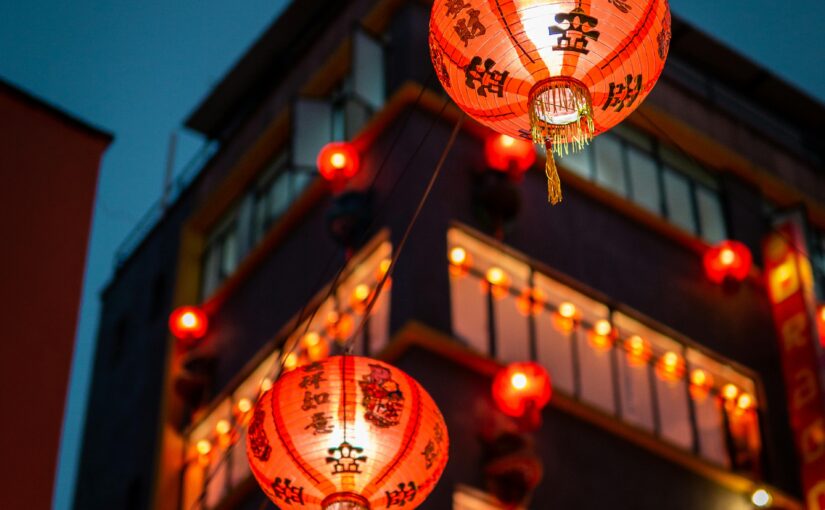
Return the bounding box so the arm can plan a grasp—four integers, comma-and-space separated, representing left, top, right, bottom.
0, 78, 111, 510
75, 1, 825, 509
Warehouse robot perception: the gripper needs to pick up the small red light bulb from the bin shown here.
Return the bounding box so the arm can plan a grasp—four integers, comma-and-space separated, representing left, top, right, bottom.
492, 362, 552, 429
703, 240, 752, 284
317, 142, 360, 190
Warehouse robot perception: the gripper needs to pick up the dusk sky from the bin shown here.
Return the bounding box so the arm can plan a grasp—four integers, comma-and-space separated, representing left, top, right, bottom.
0, 1, 822, 509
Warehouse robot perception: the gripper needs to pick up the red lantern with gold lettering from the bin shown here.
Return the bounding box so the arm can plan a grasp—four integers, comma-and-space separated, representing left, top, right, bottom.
247, 356, 448, 509
430, 0, 671, 203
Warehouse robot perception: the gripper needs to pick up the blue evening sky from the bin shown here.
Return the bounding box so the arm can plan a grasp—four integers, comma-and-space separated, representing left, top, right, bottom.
0, 1, 822, 509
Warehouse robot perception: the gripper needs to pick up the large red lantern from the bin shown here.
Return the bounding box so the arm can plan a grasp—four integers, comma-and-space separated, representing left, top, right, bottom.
703, 240, 752, 284
430, 0, 671, 203
247, 356, 448, 509
492, 362, 552, 428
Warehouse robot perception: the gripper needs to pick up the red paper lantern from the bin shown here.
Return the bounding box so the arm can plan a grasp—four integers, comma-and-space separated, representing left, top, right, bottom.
703, 240, 752, 284
485, 134, 536, 176
247, 356, 448, 510
492, 362, 552, 419
168, 306, 208, 345
430, 0, 671, 203
317, 142, 360, 189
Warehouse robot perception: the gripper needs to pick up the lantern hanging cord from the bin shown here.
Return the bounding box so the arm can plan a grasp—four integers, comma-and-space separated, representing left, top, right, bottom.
347, 112, 466, 354
191, 77, 452, 510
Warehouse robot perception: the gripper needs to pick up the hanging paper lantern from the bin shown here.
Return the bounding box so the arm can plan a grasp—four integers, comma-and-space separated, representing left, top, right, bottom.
318, 142, 361, 190
492, 362, 552, 418
169, 306, 208, 346
484, 134, 536, 177
703, 240, 752, 284
247, 356, 448, 510
429, 0, 671, 203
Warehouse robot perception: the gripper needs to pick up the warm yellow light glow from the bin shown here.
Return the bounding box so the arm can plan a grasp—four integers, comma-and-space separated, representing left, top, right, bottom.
690, 369, 708, 387
261, 378, 273, 392
237, 398, 252, 414
594, 320, 612, 337
449, 247, 467, 265
722, 383, 739, 400
719, 247, 736, 266
510, 372, 528, 390
301, 331, 321, 348
627, 336, 645, 356
378, 258, 391, 277
737, 393, 754, 410
353, 284, 370, 303
662, 352, 679, 372
215, 419, 231, 436
500, 135, 516, 147
751, 488, 773, 508
486, 267, 506, 285
196, 439, 212, 456
330, 152, 347, 169
558, 302, 577, 319
181, 311, 197, 328
284, 352, 299, 371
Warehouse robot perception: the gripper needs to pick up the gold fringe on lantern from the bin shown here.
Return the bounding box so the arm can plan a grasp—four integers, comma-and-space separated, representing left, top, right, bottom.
528, 78, 595, 204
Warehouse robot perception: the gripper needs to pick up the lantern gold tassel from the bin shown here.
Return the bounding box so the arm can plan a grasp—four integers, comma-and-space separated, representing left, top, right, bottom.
545, 141, 562, 205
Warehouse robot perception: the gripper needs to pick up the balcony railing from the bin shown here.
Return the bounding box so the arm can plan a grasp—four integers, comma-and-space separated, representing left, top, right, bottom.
447, 226, 764, 477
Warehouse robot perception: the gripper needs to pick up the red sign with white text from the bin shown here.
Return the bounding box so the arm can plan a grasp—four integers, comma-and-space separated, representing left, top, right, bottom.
763, 222, 825, 508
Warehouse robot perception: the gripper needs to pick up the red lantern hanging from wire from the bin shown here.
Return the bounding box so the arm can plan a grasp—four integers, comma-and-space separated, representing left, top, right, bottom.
492, 362, 552, 429
247, 356, 448, 509
430, 0, 671, 204
318, 142, 361, 191
703, 240, 752, 284
168, 306, 208, 346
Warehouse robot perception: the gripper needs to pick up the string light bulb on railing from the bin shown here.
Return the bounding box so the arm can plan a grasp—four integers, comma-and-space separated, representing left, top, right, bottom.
750, 487, 773, 508
247, 356, 448, 510
485, 266, 510, 299
722, 383, 740, 402
517, 287, 546, 316
448, 246, 472, 278
625, 335, 651, 366
656, 351, 684, 382
552, 301, 579, 333
689, 369, 713, 400
588, 320, 614, 352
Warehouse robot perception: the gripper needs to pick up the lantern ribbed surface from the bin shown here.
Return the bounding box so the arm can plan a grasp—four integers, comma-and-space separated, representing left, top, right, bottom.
429, 0, 671, 202
247, 356, 449, 509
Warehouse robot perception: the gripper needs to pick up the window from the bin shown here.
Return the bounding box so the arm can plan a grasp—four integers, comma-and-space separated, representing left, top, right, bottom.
447, 226, 762, 474
183, 238, 393, 510
200, 212, 240, 299
558, 124, 727, 243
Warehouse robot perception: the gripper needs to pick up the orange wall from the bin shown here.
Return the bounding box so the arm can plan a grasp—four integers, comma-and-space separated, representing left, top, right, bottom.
0, 82, 110, 510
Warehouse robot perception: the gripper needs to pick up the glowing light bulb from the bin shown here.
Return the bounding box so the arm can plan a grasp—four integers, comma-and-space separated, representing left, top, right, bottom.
181, 312, 197, 328
330, 152, 347, 169
215, 419, 231, 436
486, 267, 505, 285
511, 372, 528, 390
196, 439, 212, 456
237, 398, 252, 414
500, 135, 515, 148
353, 284, 370, 303
719, 247, 736, 266
558, 302, 577, 319
722, 384, 739, 401
261, 378, 273, 392
284, 352, 299, 371
594, 320, 612, 337
737, 393, 754, 410
377, 258, 391, 278
301, 332, 321, 348
690, 369, 708, 387
751, 488, 772, 508
449, 247, 467, 265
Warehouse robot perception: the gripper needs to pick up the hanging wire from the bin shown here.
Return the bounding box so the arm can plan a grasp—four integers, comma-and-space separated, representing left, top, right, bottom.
347, 112, 466, 353
191, 77, 461, 508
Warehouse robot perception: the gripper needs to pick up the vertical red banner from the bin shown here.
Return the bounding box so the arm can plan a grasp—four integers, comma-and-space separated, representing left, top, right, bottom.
763, 222, 825, 507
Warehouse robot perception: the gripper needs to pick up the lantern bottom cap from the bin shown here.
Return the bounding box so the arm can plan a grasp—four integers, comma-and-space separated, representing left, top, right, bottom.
322, 492, 370, 510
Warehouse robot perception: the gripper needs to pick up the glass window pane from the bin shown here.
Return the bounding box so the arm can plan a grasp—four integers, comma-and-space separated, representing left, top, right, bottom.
252, 194, 268, 244
627, 147, 660, 214
201, 246, 221, 299
594, 135, 627, 197
696, 187, 727, 244
292, 171, 314, 197
293, 99, 332, 167
614, 123, 653, 152
663, 169, 696, 233
221, 228, 238, 278
559, 147, 592, 179
268, 174, 291, 220
353, 30, 385, 110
